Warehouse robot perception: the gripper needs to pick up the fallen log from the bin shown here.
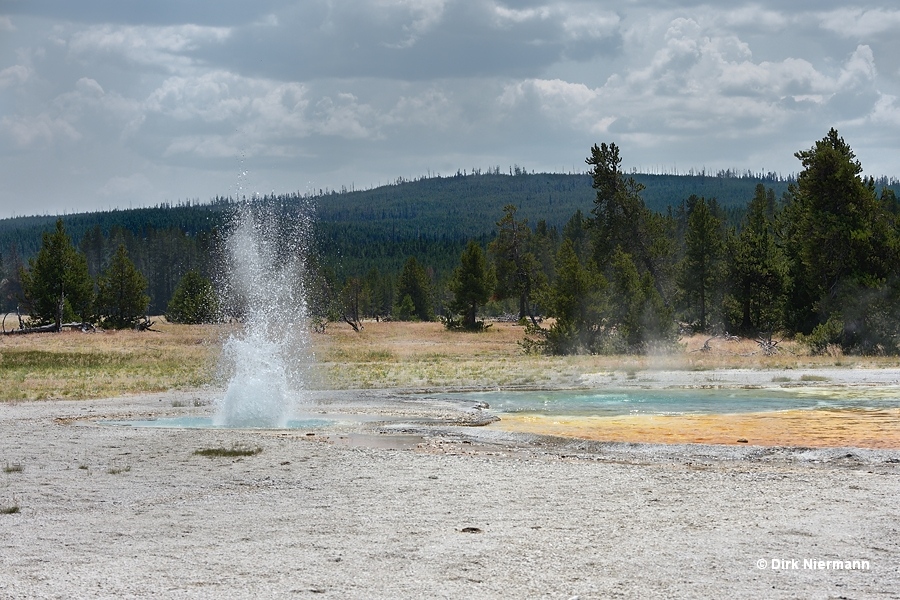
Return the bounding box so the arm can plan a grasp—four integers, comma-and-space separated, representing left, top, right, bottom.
2, 321, 95, 335
134, 317, 158, 332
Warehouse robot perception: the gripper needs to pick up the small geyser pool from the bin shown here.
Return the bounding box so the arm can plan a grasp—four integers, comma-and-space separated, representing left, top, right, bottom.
96, 405, 443, 433
100, 416, 337, 430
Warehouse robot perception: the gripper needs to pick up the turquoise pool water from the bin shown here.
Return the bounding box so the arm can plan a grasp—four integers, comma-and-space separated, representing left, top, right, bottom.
101, 416, 336, 429
441, 388, 900, 418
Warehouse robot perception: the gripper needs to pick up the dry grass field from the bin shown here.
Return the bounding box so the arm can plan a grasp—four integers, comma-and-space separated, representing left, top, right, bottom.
4, 318, 900, 401
0, 320, 221, 401
317, 320, 900, 389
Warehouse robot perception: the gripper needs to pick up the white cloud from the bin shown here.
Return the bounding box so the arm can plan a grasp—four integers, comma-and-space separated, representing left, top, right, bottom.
837, 45, 877, 88
145, 72, 252, 122
715, 5, 788, 32
2, 1, 899, 217
500, 19, 888, 151
250, 83, 311, 136
55, 78, 143, 133
562, 12, 620, 41
387, 88, 456, 128
68, 24, 231, 73
378, 0, 448, 48
1, 113, 81, 147
142, 72, 393, 162
99, 172, 153, 198
0, 65, 30, 89
504, 77, 591, 105
313, 93, 381, 139
870, 94, 900, 126
818, 7, 900, 38
75, 77, 105, 97
491, 4, 552, 26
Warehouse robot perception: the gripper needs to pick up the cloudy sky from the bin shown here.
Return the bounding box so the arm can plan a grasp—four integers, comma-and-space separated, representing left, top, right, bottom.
1, 1, 898, 218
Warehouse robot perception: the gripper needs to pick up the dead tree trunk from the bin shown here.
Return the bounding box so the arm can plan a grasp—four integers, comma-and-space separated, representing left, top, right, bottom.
342, 315, 361, 332
757, 334, 780, 356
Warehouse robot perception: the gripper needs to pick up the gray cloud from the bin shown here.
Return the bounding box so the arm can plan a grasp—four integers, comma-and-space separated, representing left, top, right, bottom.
2, 0, 280, 27
1, 1, 898, 218
187, 1, 623, 82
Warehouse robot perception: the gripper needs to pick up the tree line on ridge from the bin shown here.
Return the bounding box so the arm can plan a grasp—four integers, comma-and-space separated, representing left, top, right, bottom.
4, 128, 900, 355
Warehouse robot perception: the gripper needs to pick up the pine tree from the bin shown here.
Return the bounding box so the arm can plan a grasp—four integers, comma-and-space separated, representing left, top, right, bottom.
586, 142, 673, 291
488, 205, 542, 324
20, 219, 93, 329
166, 270, 218, 324
395, 257, 433, 321
726, 184, 789, 334
678, 196, 726, 332
448, 241, 494, 330
782, 128, 899, 351
79, 224, 105, 279
96, 244, 149, 329
606, 249, 675, 352
540, 239, 605, 354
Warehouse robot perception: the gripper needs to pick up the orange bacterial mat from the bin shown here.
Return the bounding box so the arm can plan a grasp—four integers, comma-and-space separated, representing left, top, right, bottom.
490, 408, 900, 448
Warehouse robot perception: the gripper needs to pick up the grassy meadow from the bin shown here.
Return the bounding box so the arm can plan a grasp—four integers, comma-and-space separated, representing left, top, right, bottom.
4, 317, 900, 401
317, 321, 900, 389
0, 320, 220, 401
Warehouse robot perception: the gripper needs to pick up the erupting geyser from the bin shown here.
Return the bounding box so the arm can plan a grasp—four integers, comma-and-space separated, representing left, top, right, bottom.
215, 202, 315, 428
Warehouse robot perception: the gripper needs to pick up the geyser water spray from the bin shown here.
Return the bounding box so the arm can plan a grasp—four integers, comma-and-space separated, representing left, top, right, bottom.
215, 201, 315, 427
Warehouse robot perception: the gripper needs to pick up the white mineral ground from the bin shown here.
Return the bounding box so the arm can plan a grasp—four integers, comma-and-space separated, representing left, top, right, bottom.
1, 368, 899, 599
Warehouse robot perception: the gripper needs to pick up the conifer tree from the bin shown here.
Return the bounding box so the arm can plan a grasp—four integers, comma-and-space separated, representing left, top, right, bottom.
0, 247, 25, 313
395, 257, 433, 321
20, 219, 93, 329
678, 196, 726, 332
448, 241, 494, 330
606, 249, 675, 352
96, 243, 149, 329
489, 205, 542, 324
782, 128, 899, 351
540, 239, 605, 354
586, 142, 674, 292
166, 270, 218, 324
726, 184, 789, 334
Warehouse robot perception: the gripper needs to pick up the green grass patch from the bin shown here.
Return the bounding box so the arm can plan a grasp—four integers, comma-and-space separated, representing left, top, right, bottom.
107, 465, 131, 475
0, 349, 133, 371
0, 326, 218, 401
1, 505, 20, 514
772, 376, 793, 383
194, 445, 262, 458
799, 374, 831, 382
325, 348, 396, 363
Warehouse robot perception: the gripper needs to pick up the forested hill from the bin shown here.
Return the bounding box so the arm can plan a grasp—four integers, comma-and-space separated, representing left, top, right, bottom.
315, 171, 796, 240
3, 169, 898, 315
0, 171, 800, 257
0, 201, 230, 260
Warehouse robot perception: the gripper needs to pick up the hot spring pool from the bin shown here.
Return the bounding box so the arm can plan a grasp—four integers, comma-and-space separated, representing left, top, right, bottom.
440, 387, 900, 417
442, 388, 900, 448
